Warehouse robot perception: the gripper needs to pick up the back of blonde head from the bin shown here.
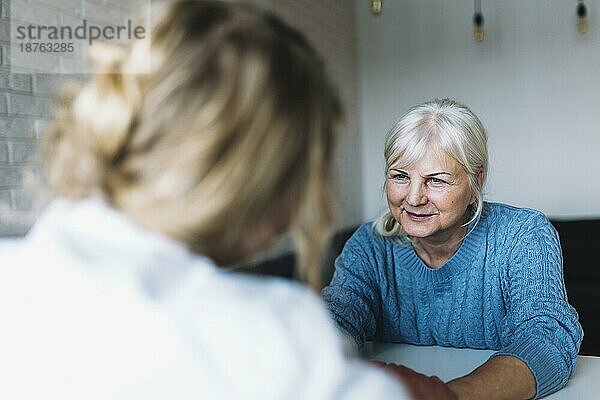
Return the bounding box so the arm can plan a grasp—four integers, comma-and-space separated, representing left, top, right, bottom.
42, 0, 341, 287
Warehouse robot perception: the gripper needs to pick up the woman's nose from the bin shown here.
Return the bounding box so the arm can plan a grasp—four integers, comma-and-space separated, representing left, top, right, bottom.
406, 182, 427, 206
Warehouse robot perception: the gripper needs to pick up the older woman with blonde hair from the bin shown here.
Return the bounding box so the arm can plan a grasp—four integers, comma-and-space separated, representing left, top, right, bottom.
0, 2, 460, 399
323, 98, 583, 399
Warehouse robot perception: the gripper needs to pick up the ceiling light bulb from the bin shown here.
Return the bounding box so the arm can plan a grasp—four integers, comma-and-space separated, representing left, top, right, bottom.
473, 12, 484, 42
371, 0, 382, 15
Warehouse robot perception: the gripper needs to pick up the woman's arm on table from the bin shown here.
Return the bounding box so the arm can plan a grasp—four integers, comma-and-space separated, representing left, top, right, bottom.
447, 355, 535, 399
322, 229, 382, 348
450, 212, 582, 399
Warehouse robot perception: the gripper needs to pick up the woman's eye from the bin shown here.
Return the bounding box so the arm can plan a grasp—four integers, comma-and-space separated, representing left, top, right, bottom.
427, 177, 446, 187
388, 172, 409, 182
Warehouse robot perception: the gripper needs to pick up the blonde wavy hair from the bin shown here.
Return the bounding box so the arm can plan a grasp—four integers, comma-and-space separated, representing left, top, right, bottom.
41, 0, 341, 288
374, 98, 488, 240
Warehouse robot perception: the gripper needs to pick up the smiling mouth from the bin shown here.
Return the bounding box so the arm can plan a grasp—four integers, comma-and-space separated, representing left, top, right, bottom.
404, 210, 435, 220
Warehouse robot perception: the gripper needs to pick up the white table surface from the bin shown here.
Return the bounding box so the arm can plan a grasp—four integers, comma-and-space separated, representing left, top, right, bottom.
365, 342, 600, 399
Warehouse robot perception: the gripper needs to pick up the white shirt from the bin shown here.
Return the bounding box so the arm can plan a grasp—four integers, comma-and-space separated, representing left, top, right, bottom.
0, 198, 410, 400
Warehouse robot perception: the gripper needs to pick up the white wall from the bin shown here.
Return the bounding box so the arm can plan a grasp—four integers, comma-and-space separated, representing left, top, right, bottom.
356, 0, 600, 220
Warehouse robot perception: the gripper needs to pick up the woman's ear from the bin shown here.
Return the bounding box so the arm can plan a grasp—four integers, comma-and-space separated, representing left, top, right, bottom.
476, 168, 484, 186
470, 168, 484, 206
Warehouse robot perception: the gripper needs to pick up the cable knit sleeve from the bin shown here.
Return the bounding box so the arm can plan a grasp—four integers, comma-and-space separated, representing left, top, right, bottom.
322, 225, 383, 350
493, 211, 583, 399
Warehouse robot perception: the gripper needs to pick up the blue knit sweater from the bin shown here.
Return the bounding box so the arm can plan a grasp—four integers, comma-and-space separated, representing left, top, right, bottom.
323, 202, 582, 399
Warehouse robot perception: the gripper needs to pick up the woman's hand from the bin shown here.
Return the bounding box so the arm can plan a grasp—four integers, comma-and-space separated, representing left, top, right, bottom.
369, 361, 458, 400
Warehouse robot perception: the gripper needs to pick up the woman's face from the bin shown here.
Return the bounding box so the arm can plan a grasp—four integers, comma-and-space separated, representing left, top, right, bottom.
386, 143, 475, 242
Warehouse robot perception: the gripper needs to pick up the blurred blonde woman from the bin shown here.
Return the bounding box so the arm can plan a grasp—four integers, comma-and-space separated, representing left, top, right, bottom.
0, 1, 460, 399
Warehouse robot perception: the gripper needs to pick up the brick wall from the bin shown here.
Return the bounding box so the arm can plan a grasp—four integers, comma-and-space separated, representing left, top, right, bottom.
0, 71, 78, 235
0, 0, 361, 236
0, 0, 145, 235
1, 0, 42, 234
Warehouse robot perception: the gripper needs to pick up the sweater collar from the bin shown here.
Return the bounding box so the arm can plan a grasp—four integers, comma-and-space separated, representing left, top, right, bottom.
395, 206, 488, 283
